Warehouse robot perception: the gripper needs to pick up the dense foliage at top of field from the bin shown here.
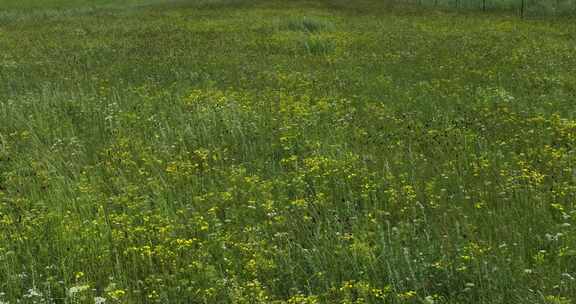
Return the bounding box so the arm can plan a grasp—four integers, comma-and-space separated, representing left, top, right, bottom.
1, 0, 576, 303
2, 0, 576, 14
0, 0, 152, 9
407, 0, 576, 16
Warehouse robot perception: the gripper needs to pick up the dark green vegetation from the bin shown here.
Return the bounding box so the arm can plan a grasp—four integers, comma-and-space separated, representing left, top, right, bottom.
413, 0, 576, 16
1, 0, 576, 303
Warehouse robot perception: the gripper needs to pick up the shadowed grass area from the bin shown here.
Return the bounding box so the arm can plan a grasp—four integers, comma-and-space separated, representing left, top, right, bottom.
1, 0, 576, 303
286, 17, 334, 32
0, 0, 153, 9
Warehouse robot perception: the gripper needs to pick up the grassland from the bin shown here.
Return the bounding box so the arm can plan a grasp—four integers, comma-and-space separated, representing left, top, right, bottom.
1, 0, 576, 303
412, 0, 576, 15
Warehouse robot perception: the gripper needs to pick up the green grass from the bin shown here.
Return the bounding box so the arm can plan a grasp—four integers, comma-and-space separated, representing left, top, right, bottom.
285, 17, 334, 33
1, 0, 576, 303
415, 0, 576, 16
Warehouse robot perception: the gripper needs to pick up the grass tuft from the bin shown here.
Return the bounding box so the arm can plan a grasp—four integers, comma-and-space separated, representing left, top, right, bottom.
285, 17, 333, 33
301, 35, 336, 55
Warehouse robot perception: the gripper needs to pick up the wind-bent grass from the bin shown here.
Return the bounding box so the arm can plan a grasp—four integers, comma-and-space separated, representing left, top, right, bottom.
1, 0, 576, 303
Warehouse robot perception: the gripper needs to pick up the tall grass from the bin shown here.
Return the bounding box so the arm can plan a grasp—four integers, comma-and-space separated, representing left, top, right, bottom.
1, 0, 576, 303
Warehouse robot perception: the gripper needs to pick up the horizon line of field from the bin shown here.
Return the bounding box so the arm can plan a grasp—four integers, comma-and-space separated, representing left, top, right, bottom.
393, 0, 576, 17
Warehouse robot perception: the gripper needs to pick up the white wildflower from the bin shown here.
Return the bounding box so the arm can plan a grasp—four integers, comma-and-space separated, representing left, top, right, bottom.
23, 288, 42, 298
68, 284, 90, 297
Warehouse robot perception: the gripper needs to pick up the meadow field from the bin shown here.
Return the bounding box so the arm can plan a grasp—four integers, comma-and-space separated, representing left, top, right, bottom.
1, 0, 576, 303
